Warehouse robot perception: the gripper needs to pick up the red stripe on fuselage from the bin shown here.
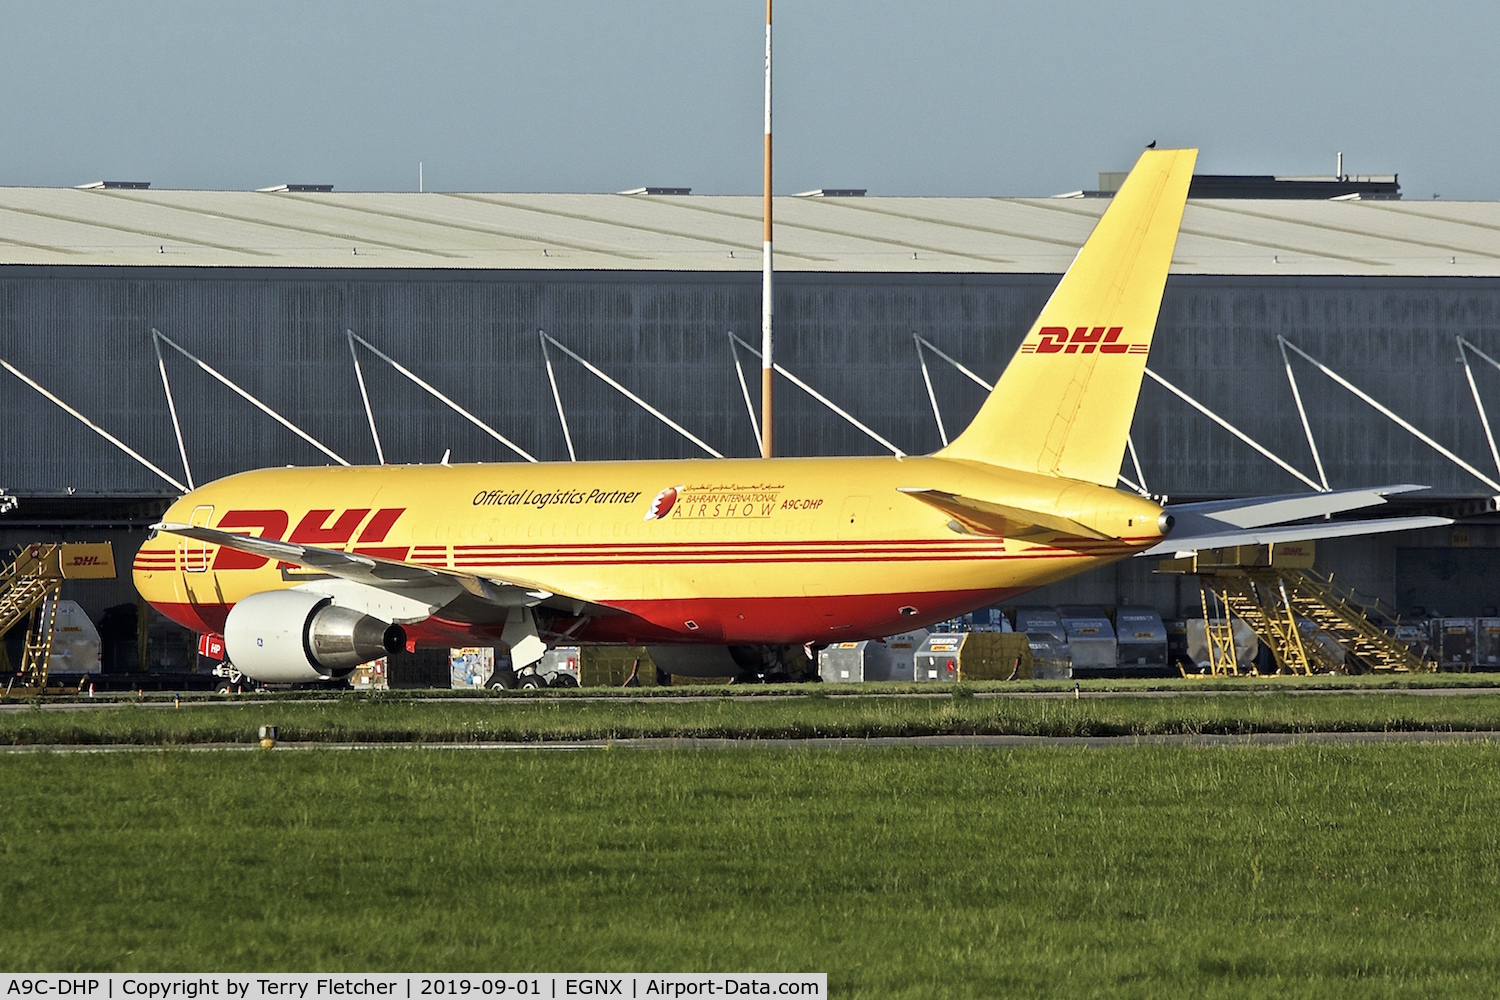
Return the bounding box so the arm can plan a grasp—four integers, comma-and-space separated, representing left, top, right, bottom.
144, 585, 1027, 651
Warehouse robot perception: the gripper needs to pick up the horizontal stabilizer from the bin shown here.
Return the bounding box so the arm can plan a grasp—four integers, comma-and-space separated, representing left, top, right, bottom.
898, 488, 1111, 542
1141, 515, 1451, 558
1167, 484, 1427, 530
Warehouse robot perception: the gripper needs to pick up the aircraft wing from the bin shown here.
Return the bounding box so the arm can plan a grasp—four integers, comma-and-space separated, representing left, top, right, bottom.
1165, 484, 1431, 529
897, 487, 1111, 544
153, 521, 614, 619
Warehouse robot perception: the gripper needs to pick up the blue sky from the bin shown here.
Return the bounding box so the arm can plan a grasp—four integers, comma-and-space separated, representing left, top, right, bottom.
2, 0, 1495, 198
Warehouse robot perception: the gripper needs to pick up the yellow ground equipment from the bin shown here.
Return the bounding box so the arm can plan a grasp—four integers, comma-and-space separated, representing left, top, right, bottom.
0, 543, 115, 692
1162, 543, 1431, 675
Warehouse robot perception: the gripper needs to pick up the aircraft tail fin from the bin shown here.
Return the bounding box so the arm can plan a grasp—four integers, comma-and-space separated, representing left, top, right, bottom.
938, 148, 1197, 485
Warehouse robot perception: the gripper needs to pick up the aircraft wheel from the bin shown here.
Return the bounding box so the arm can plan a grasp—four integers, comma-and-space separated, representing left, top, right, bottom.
518, 673, 547, 690
214, 680, 233, 694
764, 671, 793, 685
549, 673, 580, 688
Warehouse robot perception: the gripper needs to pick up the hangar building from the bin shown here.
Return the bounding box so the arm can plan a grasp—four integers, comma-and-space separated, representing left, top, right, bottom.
2, 183, 1499, 625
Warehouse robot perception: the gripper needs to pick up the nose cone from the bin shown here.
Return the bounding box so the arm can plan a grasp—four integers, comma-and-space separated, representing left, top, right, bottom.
131, 531, 179, 623
131, 492, 229, 634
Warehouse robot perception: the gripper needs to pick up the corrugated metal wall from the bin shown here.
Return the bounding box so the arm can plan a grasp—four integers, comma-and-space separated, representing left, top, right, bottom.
3, 265, 1499, 498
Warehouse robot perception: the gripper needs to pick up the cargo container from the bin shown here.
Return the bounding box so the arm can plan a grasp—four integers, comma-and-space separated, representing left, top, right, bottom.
819, 640, 890, 683
949, 607, 1013, 632
1059, 607, 1118, 678
579, 645, 661, 687
954, 632, 1033, 680
881, 630, 929, 682
1164, 619, 1193, 673
1393, 622, 1431, 665
1026, 633, 1072, 680
913, 634, 963, 682
49, 600, 101, 675
450, 647, 495, 689
1013, 607, 1066, 641
909, 632, 1032, 682
1183, 618, 1260, 673
1476, 619, 1500, 671
819, 632, 931, 683
538, 646, 581, 687
1438, 618, 1476, 671
1115, 607, 1170, 676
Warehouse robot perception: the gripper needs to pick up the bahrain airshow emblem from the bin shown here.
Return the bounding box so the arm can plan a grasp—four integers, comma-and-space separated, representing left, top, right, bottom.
644, 486, 683, 521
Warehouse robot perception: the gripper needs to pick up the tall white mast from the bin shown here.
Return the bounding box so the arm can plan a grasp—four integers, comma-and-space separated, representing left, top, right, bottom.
760, 0, 774, 458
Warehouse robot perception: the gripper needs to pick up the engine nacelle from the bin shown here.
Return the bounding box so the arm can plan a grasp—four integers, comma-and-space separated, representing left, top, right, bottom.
224, 590, 405, 684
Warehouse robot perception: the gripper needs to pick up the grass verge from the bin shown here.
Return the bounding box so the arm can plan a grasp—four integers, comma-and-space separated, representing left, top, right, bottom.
3, 744, 1500, 998
8, 691, 1500, 744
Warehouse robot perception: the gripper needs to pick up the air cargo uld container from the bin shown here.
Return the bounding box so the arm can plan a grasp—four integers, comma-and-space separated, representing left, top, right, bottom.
1184, 618, 1260, 673
913, 634, 963, 682
1058, 607, 1118, 678
538, 646, 581, 687
909, 632, 1033, 682
966, 607, 1014, 632
450, 647, 495, 688
954, 632, 1033, 680
882, 630, 929, 682
48, 601, 102, 675
579, 646, 661, 687
820, 640, 890, 683
1115, 607, 1170, 676
1438, 618, 1476, 671
1476, 619, 1500, 670
1013, 607, 1066, 642
818, 629, 930, 682
1164, 619, 1192, 673
1026, 633, 1072, 680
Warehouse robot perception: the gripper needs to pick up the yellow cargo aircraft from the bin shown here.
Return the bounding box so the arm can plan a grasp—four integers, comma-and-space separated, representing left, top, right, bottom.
134, 149, 1447, 683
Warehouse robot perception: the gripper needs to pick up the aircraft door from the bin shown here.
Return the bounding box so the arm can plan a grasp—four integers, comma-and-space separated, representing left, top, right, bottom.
184, 505, 213, 572
837, 496, 869, 539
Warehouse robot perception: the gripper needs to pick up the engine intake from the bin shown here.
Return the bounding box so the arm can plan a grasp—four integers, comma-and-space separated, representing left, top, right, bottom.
224, 590, 405, 684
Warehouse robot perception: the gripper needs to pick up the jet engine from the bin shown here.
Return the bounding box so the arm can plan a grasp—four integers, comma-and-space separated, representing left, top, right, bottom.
223, 590, 405, 683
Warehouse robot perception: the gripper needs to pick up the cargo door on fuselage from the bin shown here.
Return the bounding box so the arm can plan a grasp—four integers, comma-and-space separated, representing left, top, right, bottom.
184, 505, 213, 572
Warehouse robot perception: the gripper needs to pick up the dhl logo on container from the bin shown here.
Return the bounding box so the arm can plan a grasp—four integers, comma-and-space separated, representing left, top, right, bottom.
1019, 326, 1148, 355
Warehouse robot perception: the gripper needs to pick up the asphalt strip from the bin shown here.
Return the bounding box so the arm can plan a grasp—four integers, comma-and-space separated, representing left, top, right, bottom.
6, 731, 1500, 753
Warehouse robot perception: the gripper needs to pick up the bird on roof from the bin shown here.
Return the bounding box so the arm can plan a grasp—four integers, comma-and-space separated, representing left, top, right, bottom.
1146, 140, 1157, 149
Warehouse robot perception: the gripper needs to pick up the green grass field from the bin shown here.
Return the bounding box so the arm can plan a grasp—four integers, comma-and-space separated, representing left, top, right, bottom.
8, 689, 1500, 744
4, 744, 1500, 997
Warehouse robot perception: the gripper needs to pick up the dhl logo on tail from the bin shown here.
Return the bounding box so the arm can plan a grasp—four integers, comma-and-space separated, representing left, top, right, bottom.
1020, 326, 1150, 355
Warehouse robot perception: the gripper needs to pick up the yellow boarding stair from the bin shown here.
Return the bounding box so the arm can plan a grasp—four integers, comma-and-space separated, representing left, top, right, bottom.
1162, 543, 1432, 675
0, 543, 115, 692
